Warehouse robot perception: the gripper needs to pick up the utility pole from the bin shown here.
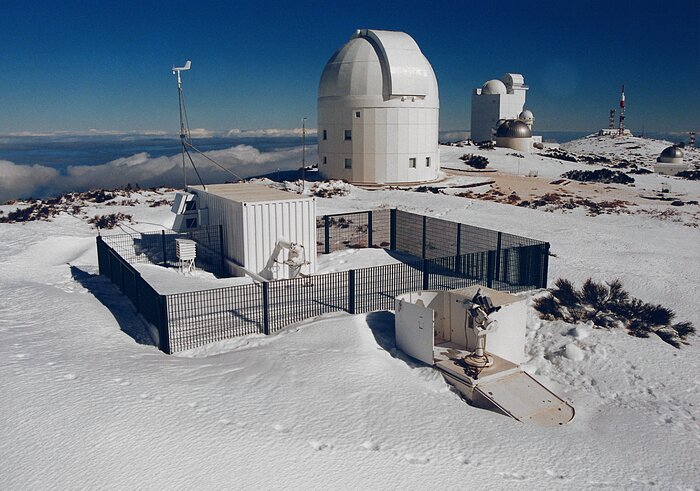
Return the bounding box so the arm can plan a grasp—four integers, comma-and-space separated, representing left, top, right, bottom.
301, 117, 307, 195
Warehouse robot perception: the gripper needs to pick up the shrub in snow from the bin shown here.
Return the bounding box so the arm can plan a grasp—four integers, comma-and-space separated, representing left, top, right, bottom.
311, 181, 351, 198
0, 202, 62, 223
677, 170, 700, 181
561, 168, 634, 185
89, 213, 133, 230
477, 141, 495, 150
459, 154, 489, 169
534, 278, 695, 348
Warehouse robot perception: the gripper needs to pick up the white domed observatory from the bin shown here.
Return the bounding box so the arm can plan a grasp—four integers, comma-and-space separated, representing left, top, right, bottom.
318, 29, 440, 185
471, 73, 530, 143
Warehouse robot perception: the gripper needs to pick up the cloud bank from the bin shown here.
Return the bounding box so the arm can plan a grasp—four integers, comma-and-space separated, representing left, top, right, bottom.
0, 144, 317, 202
3, 127, 317, 140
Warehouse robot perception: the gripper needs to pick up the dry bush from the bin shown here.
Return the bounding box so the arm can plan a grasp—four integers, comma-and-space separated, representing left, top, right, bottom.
534, 278, 695, 348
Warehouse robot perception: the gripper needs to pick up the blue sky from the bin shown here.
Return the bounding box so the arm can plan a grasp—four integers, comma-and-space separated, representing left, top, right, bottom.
1, 0, 698, 134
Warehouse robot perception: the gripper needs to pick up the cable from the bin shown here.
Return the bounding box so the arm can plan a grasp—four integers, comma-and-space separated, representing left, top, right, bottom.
183, 144, 207, 189
185, 141, 246, 182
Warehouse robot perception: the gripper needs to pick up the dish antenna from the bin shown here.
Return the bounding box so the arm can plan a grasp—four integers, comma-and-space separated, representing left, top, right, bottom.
170, 60, 244, 190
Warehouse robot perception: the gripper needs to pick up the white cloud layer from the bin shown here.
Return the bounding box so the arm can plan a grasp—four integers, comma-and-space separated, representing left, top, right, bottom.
3, 128, 317, 139
0, 144, 317, 202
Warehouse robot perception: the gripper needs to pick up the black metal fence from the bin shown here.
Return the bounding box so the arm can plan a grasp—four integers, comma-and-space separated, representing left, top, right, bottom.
102, 225, 225, 277
98, 209, 549, 353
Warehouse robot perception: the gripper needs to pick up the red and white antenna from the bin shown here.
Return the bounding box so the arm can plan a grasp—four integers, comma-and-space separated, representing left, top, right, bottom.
618, 84, 626, 135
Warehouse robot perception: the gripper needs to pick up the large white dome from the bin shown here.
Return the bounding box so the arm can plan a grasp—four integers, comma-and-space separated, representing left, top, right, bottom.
318, 29, 439, 108
481, 79, 507, 95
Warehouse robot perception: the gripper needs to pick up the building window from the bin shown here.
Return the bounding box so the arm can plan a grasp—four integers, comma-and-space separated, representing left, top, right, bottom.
323, 156, 327, 165
323, 130, 327, 140
426, 157, 431, 167
355, 111, 361, 118
184, 200, 197, 211
409, 158, 416, 168
185, 217, 197, 229
344, 158, 352, 169
344, 130, 352, 141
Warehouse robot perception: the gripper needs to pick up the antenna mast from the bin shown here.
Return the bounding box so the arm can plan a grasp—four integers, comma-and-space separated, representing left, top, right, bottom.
618, 84, 626, 135
173, 61, 192, 189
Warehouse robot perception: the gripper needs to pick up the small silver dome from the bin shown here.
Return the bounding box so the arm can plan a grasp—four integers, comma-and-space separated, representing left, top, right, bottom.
660, 146, 683, 159
519, 109, 534, 121
496, 120, 531, 138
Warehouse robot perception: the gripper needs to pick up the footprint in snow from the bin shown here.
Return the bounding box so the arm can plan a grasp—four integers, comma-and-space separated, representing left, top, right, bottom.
15, 354, 27, 359
62, 373, 77, 381
140, 393, 149, 400
272, 424, 289, 433
456, 455, 470, 465
499, 472, 527, 481
308, 440, 332, 451
545, 469, 567, 480
404, 454, 429, 464
219, 418, 231, 425
360, 441, 379, 451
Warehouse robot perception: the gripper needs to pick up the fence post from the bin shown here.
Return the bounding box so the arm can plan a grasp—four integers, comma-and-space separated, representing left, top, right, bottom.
494, 232, 502, 283
541, 243, 550, 289
455, 223, 462, 275
96, 236, 103, 275
218, 225, 225, 276
324, 215, 330, 254
107, 248, 113, 283
348, 270, 356, 314
389, 209, 396, 250
487, 250, 496, 288
134, 271, 140, 312
161, 230, 167, 266
422, 258, 430, 290
262, 282, 270, 335
119, 256, 125, 291
421, 215, 427, 259
367, 211, 373, 248
158, 296, 170, 354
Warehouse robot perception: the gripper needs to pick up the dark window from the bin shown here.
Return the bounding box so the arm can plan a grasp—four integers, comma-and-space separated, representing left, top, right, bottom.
409, 158, 416, 168
184, 200, 197, 211
323, 130, 327, 140
426, 157, 431, 167
185, 218, 197, 229
355, 111, 361, 118
323, 156, 327, 165
344, 158, 352, 169
344, 130, 352, 141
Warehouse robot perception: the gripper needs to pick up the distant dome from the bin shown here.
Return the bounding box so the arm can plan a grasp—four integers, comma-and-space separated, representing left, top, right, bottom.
519, 109, 534, 121
496, 120, 531, 138
660, 146, 683, 159
482, 79, 507, 95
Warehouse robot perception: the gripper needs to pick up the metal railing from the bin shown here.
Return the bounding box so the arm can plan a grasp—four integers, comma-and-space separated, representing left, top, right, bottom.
98, 209, 549, 353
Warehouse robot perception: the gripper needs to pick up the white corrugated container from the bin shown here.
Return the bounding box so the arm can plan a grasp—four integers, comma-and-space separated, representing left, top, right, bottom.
188, 183, 316, 279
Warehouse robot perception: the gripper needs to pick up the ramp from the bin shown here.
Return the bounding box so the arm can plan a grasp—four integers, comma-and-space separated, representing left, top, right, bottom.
473, 371, 574, 426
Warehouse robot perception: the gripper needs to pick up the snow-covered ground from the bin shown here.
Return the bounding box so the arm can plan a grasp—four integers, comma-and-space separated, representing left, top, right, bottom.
1, 136, 699, 489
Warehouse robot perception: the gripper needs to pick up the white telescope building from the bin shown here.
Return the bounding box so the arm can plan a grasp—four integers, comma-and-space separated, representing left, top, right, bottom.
317, 29, 440, 184
471, 73, 529, 143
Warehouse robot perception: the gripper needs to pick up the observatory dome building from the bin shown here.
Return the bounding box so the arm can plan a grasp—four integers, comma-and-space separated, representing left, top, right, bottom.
471, 73, 529, 143
318, 29, 440, 184
495, 120, 533, 152
654, 145, 687, 176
